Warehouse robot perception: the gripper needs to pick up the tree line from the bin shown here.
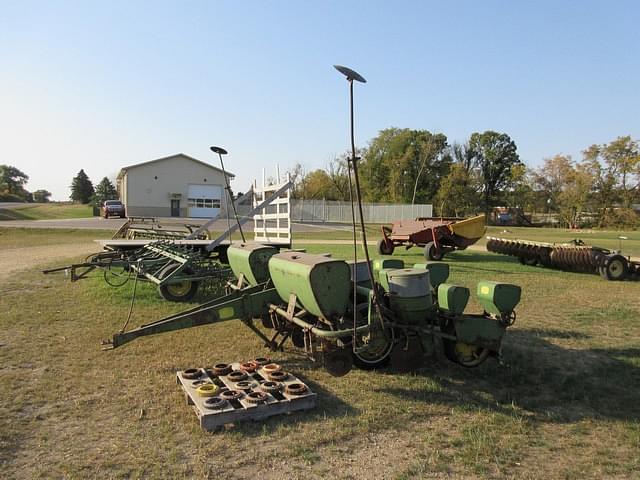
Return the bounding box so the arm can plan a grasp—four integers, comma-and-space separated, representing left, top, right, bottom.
69, 169, 118, 206
0, 166, 118, 206
0, 165, 51, 203
289, 129, 639, 228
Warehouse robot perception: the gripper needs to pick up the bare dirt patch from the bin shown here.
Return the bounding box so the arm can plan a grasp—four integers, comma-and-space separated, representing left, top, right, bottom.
0, 242, 97, 282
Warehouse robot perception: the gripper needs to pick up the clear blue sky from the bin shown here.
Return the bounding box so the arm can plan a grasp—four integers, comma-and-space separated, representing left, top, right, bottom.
2, 1, 638, 200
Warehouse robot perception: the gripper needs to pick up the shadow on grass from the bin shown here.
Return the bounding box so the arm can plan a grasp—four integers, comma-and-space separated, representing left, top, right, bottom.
0, 208, 34, 221
378, 327, 640, 424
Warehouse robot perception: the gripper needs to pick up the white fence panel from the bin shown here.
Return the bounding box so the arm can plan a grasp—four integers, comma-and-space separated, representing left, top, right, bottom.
290, 199, 432, 223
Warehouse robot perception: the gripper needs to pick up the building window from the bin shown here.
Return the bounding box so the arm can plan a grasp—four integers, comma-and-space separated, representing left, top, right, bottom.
188, 197, 220, 209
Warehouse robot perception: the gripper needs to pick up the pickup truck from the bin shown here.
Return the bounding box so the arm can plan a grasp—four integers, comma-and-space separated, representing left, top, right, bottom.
101, 200, 126, 218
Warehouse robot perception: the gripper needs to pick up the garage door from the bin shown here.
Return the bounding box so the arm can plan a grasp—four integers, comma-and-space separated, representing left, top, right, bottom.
187, 184, 223, 218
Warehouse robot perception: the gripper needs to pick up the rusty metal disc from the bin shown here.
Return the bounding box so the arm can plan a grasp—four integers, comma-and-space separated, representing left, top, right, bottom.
245, 391, 269, 404
181, 368, 201, 379
220, 389, 244, 401
239, 361, 258, 373
212, 363, 232, 376
390, 337, 424, 373
323, 348, 353, 377
259, 381, 283, 393
203, 396, 228, 410
267, 370, 289, 382
227, 370, 248, 382
253, 357, 271, 366
235, 380, 258, 391
262, 363, 282, 374
284, 383, 308, 396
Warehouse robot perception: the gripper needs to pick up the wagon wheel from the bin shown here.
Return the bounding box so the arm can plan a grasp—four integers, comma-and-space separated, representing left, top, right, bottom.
518, 256, 537, 266
377, 238, 395, 255
158, 264, 199, 302
602, 255, 628, 281
441, 321, 490, 368
351, 303, 395, 369
424, 241, 444, 261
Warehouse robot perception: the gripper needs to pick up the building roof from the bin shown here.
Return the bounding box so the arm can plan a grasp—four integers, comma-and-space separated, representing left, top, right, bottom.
117, 153, 234, 180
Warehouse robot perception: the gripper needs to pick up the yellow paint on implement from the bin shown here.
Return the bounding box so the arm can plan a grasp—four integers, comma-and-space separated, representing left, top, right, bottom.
448, 214, 486, 240
218, 307, 235, 320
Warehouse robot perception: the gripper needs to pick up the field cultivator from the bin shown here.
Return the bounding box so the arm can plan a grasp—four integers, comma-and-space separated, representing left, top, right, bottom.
105, 242, 522, 376
44, 173, 292, 301
112, 217, 210, 241
486, 236, 640, 281
378, 214, 486, 261
44, 241, 233, 301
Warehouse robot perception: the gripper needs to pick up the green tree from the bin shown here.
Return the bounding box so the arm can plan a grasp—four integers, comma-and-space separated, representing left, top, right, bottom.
534, 155, 575, 212
468, 131, 522, 215
503, 163, 535, 211
0, 165, 29, 199
434, 163, 480, 217
93, 177, 118, 205
583, 144, 622, 226
557, 163, 594, 228
70, 169, 94, 204
326, 156, 351, 201
32, 190, 52, 203
360, 128, 449, 203
287, 163, 306, 199
584, 136, 639, 209
298, 169, 334, 199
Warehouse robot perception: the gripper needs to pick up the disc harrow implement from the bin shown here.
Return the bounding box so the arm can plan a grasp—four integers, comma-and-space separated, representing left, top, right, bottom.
486, 236, 639, 281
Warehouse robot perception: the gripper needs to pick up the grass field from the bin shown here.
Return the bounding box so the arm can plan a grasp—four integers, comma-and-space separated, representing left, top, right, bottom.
0, 203, 93, 220
1, 227, 639, 479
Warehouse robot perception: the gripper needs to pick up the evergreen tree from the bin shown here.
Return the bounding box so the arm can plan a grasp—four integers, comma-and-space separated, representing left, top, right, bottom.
94, 177, 118, 205
70, 169, 94, 204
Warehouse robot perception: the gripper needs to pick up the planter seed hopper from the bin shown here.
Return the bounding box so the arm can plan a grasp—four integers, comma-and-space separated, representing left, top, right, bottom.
105, 242, 521, 375
379, 215, 486, 260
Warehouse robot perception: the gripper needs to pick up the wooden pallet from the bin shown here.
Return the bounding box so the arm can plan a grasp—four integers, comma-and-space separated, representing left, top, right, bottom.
177, 363, 317, 431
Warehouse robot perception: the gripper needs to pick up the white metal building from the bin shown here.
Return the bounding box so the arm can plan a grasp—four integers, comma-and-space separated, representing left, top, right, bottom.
116, 153, 234, 218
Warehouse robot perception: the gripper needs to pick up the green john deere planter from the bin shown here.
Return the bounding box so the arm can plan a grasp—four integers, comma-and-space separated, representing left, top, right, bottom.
106, 243, 522, 376
102, 65, 523, 378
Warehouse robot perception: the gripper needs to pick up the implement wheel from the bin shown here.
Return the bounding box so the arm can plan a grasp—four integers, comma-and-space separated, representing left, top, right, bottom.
443, 340, 490, 367
601, 254, 628, 281
424, 241, 444, 261
351, 303, 394, 369
518, 256, 538, 266
352, 327, 395, 369
377, 238, 395, 255
442, 321, 490, 367
158, 264, 199, 302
